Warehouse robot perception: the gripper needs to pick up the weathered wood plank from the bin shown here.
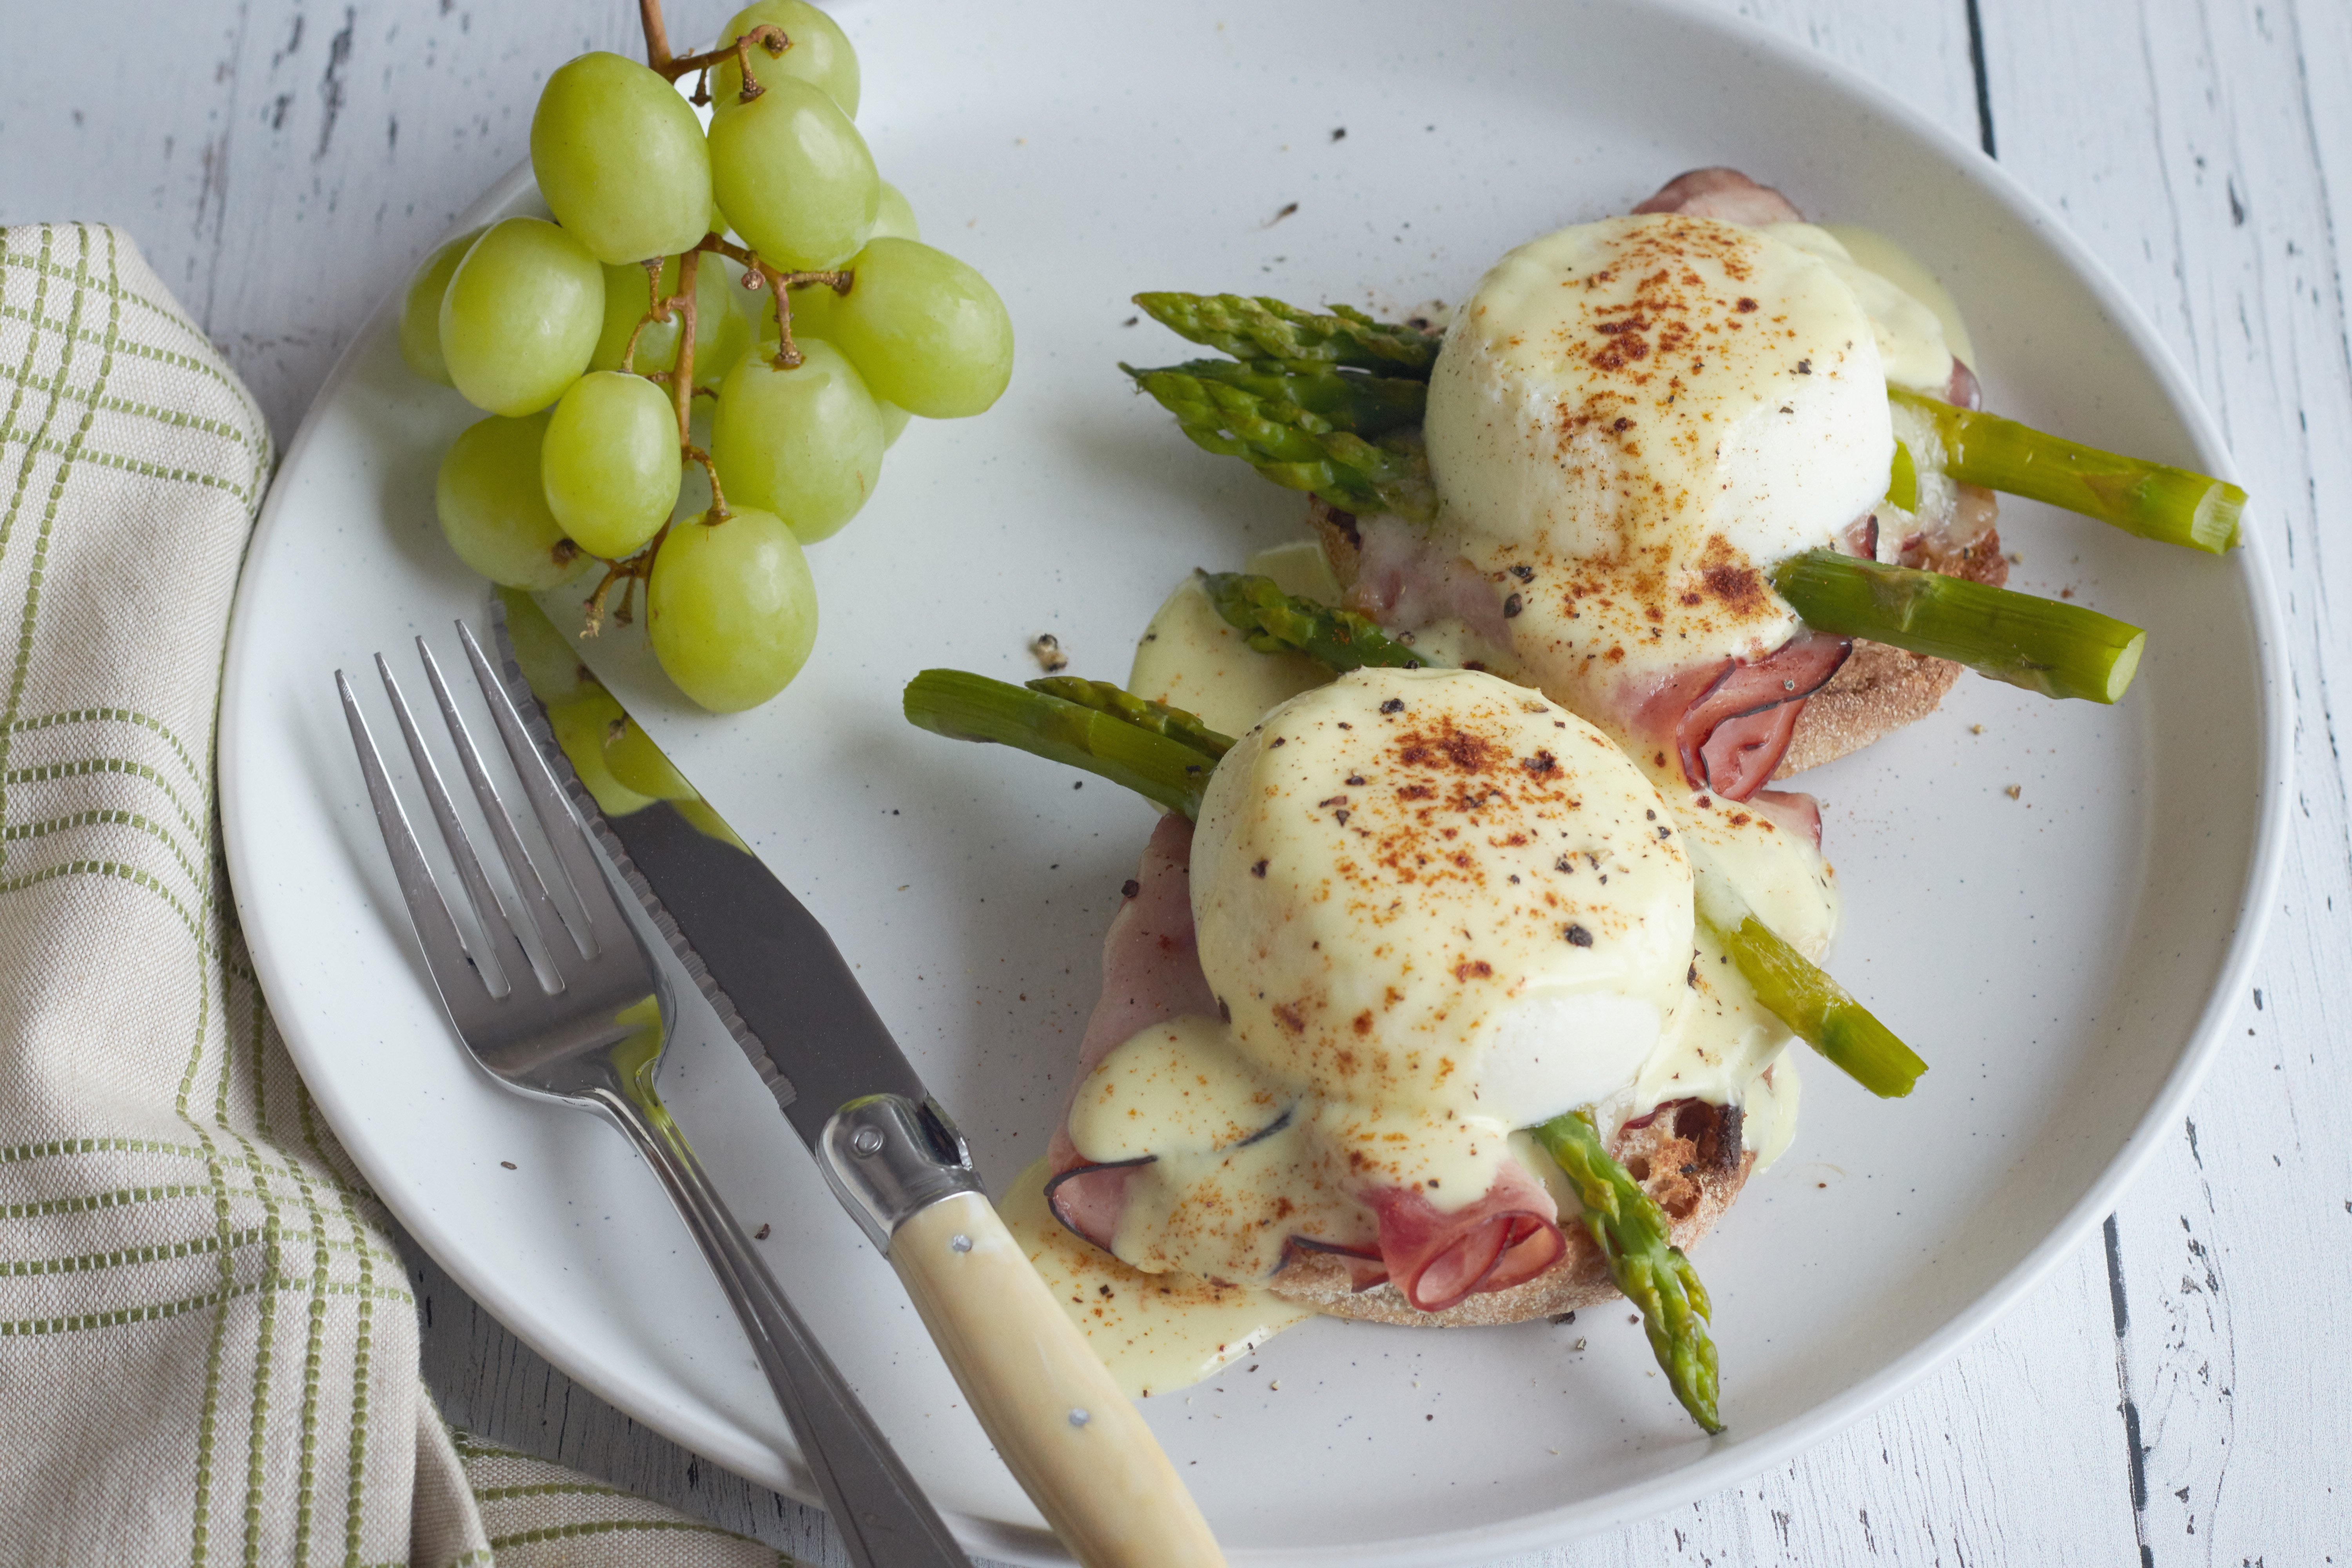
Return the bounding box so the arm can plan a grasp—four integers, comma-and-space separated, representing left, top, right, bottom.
0, 0, 738, 443
1535, 1243, 2138, 1567
1701, 0, 1985, 151
1980, 0, 2352, 1558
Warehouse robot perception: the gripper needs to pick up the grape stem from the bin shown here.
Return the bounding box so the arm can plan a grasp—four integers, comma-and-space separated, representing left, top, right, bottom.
637, 0, 673, 70
682, 444, 730, 521
618, 257, 670, 374
580, 518, 674, 638
670, 248, 701, 445
642, 13, 791, 103
583, 561, 634, 637
693, 233, 762, 269
767, 270, 814, 371
733, 256, 853, 370
686, 230, 850, 302
678, 232, 853, 370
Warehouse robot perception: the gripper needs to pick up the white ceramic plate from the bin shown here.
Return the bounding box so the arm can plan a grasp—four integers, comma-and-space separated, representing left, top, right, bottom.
219, 0, 2290, 1560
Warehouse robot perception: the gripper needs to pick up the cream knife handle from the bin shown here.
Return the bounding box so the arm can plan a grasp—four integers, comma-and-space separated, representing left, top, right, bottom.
892, 1192, 1223, 1568
820, 1096, 1223, 1568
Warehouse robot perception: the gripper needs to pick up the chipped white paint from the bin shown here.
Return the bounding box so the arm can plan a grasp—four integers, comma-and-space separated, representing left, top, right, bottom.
10, 0, 2344, 1561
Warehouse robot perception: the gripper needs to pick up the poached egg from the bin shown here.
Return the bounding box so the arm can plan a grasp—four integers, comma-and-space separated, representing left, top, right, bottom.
1421, 213, 1892, 714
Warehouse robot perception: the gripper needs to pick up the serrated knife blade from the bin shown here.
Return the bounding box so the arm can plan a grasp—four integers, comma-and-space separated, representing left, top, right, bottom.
485, 605, 929, 1151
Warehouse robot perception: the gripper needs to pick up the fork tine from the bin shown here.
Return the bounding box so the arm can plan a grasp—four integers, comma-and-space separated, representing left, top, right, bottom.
375, 653, 542, 998
337, 671, 501, 1007
416, 637, 590, 967
454, 617, 633, 953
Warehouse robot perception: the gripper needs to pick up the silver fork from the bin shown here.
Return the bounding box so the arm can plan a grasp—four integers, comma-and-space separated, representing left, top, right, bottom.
336, 624, 968, 1568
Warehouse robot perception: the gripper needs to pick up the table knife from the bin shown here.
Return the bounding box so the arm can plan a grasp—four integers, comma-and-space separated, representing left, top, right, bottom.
487, 603, 1222, 1568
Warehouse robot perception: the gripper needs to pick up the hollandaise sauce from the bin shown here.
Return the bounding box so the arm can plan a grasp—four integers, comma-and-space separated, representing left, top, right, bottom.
1002, 1158, 1311, 1399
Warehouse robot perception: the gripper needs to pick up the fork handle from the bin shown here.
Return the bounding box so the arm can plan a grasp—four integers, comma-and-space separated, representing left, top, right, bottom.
595, 1089, 969, 1568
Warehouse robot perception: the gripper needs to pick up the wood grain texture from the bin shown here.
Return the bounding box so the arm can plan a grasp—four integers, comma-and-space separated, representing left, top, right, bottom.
0, 0, 738, 442
1981, 0, 2352, 1557
5, 0, 2341, 1563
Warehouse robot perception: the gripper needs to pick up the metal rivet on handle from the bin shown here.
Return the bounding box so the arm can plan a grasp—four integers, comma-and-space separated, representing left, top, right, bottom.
949, 1233, 973, 1253
1068, 1408, 1091, 1428
849, 1125, 886, 1157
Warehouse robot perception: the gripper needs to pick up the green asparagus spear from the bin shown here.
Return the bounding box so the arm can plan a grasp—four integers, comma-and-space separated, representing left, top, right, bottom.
1125, 362, 1437, 521
1125, 357, 1428, 435
1027, 675, 1236, 759
1132, 292, 1438, 377
1771, 548, 2145, 704
1198, 571, 1426, 671
903, 670, 1223, 819
1688, 843, 1926, 1099
1530, 1109, 1722, 1434
1890, 387, 2243, 554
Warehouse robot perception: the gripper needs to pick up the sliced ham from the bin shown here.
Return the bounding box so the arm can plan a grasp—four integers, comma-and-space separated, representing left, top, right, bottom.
1344, 511, 1849, 805
1069, 814, 1214, 1076
1750, 787, 1824, 849
1347, 513, 1514, 651
1672, 633, 1853, 800
1694, 702, 1805, 801
1044, 813, 1218, 1245
1044, 1158, 1148, 1251
1947, 358, 1983, 411
1360, 1161, 1567, 1313
1632, 167, 1805, 226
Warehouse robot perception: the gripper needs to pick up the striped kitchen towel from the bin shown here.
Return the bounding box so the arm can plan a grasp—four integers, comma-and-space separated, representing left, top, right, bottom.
0, 223, 795, 1568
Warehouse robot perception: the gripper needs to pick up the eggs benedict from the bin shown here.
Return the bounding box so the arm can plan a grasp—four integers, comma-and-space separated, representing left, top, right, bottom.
901, 166, 2241, 1428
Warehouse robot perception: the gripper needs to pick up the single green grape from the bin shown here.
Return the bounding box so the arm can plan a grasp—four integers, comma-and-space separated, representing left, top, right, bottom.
877, 399, 910, 448
603, 716, 699, 800
547, 688, 656, 817
588, 255, 749, 387
397, 228, 486, 384
826, 237, 1013, 418
707, 76, 878, 271
711, 340, 885, 545
648, 508, 818, 712
496, 586, 595, 704
436, 414, 590, 590
711, 0, 860, 115
531, 52, 713, 265
541, 372, 683, 560
439, 218, 604, 416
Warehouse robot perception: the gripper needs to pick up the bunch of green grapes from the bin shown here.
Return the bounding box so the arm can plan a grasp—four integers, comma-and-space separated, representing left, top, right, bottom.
397, 0, 1014, 713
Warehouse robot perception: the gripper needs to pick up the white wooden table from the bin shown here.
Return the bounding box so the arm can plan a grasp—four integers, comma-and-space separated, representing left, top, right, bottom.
11, 0, 2344, 1559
